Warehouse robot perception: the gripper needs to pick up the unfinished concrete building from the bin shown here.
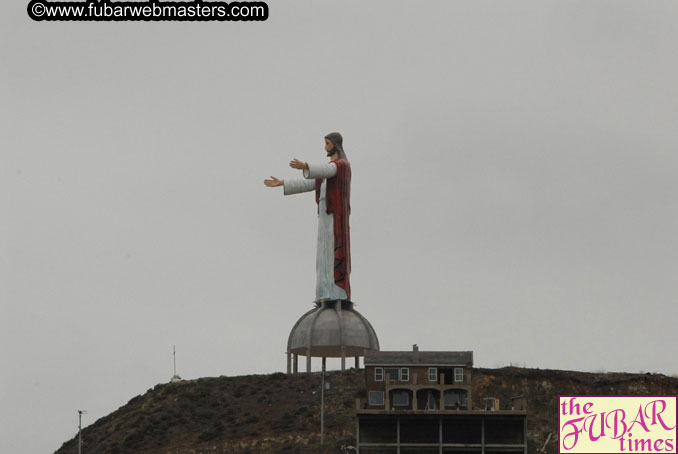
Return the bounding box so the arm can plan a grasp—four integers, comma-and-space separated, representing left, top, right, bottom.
356, 347, 527, 454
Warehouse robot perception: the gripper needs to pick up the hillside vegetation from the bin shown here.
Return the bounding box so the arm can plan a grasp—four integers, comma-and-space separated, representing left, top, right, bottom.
54, 367, 678, 454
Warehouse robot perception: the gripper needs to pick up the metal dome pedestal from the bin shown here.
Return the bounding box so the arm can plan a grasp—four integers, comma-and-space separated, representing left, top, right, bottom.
287, 299, 379, 374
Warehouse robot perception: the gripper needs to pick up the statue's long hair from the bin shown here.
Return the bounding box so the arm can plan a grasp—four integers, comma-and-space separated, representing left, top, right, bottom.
325, 132, 347, 160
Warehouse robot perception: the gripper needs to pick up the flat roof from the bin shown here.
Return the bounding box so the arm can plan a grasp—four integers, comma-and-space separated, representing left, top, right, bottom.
364, 351, 473, 367
356, 409, 526, 416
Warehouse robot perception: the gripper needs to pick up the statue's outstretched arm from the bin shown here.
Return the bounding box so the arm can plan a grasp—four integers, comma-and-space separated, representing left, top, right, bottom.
303, 162, 337, 179
283, 178, 315, 195
265, 158, 330, 195
264, 175, 313, 194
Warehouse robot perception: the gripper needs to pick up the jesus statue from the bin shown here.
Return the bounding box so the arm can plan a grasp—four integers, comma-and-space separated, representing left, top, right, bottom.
264, 132, 351, 302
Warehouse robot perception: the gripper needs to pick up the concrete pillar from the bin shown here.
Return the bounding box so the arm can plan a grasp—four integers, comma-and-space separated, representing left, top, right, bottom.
306, 348, 312, 373
293, 354, 298, 374
286, 351, 291, 375
440, 390, 445, 411
412, 391, 418, 411
523, 416, 528, 454
439, 416, 443, 454
321, 357, 326, 446
355, 356, 359, 369
341, 346, 346, 371
356, 416, 360, 454
481, 415, 485, 454
396, 416, 400, 445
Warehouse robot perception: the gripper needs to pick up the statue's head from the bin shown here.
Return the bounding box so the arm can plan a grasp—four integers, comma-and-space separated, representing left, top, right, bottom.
324, 132, 346, 160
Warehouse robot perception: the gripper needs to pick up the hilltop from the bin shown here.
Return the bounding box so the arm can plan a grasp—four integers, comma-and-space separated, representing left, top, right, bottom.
54, 367, 678, 454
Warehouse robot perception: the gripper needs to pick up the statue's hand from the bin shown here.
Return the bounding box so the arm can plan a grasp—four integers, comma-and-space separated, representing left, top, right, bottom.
264, 176, 283, 187
289, 159, 309, 170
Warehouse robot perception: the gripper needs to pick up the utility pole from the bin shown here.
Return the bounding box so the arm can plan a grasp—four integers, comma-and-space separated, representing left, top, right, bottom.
78, 410, 87, 454
321, 357, 325, 448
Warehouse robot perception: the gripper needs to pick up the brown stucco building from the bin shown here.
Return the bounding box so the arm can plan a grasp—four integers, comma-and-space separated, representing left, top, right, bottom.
363, 346, 473, 411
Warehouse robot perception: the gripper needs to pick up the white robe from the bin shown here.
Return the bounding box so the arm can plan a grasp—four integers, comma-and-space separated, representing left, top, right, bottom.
283, 162, 348, 301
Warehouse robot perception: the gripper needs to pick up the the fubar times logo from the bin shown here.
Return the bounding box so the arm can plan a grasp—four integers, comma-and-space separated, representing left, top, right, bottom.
559, 396, 677, 454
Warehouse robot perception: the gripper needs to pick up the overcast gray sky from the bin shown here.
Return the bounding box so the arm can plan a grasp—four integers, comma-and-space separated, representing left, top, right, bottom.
2, 1, 677, 453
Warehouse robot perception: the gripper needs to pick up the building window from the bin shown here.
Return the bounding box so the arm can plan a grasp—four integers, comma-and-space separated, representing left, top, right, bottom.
429, 367, 437, 382
444, 391, 460, 407
374, 368, 383, 381
400, 368, 409, 381
369, 391, 384, 406
444, 390, 468, 407
392, 391, 410, 406
454, 367, 464, 382
385, 368, 400, 382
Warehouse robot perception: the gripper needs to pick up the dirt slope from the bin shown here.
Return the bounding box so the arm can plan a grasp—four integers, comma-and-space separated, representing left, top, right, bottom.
53, 367, 678, 454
